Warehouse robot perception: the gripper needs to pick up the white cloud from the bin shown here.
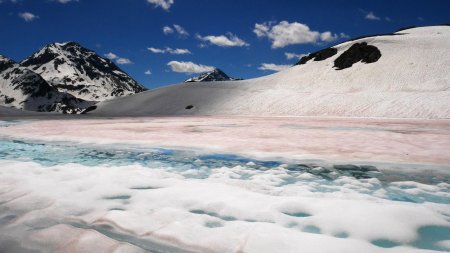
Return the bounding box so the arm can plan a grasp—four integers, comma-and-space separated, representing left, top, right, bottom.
365, 12, 380, 21
144, 70, 152, 75
163, 24, 189, 37
104, 52, 132, 65
168, 48, 191, 54
167, 61, 214, 73
320, 31, 338, 42
258, 63, 290, 72
254, 21, 341, 48
254, 21, 320, 48
285, 52, 308, 60
147, 47, 165, 53
147, 0, 174, 11
163, 26, 174, 35
196, 33, 249, 47
18, 12, 38, 22
116, 58, 133, 65
147, 47, 191, 55
104, 52, 118, 60
173, 24, 189, 36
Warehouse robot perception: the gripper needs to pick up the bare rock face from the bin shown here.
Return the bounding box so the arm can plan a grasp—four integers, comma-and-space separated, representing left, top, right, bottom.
296, 48, 338, 65
334, 42, 381, 70
1, 42, 147, 113
20, 42, 146, 102
0, 55, 93, 114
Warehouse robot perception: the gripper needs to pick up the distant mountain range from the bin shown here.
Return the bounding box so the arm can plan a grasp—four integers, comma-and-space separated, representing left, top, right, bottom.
0, 42, 146, 113
185, 68, 242, 83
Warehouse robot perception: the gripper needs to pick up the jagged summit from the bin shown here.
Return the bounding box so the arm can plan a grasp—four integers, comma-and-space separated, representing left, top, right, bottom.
184, 68, 242, 83
0, 54, 93, 114
0, 42, 146, 113
0, 55, 15, 72
20, 41, 146, 101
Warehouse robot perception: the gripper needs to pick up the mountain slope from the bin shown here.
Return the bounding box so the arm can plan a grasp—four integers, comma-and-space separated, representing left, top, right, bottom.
20, 42, 146, 101
185, 68, 241, 82
0, 55, 92, 113
92, 26, 450, 119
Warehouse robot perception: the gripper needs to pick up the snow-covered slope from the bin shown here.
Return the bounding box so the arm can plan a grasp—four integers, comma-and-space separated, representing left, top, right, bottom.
93, 26, 450, 119
184, 68, 242, 82
0, 55, 93, 113
20, 42, 146, 101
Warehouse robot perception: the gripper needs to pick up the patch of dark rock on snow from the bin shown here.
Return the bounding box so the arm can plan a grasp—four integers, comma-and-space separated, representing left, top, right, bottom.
81, 105, 97, 114
334, 42, 381, 70
296, 48, 338, 65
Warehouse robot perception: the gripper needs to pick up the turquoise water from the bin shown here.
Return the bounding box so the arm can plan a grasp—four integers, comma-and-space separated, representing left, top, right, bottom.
1, 138, 449, 205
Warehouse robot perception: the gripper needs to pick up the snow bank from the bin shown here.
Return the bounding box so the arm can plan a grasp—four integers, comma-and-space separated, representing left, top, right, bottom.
93, 26, 450, 118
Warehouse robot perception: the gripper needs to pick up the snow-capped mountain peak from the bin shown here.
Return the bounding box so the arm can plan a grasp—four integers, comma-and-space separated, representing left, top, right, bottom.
184, 68, 242, 83
0, 54, 93, 114
0, 55, 15, 73
20, 42, 146, 101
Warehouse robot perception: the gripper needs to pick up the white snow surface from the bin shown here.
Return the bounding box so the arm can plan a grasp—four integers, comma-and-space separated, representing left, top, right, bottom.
0, 159, 449, 253
94, 26, 450, 118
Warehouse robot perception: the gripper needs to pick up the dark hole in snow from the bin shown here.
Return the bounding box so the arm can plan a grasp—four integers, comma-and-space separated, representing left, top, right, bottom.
334, 42, 381, 70
185, 105, 194, 110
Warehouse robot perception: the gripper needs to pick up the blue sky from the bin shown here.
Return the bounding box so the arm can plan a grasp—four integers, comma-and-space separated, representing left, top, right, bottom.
1, 0, 449, 89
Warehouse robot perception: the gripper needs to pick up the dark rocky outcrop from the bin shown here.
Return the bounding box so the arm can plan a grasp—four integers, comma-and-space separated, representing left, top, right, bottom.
295, 48, 338, 65
334, 42, 381, 70
0, 55, 15, 73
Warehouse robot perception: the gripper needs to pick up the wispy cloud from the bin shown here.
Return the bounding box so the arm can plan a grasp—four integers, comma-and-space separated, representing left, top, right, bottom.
258, 63, 290, 72
254, 21, 345, 48
163, 26, 174, 35
104, 52, 133, 65
147, 0, 174, 11
173, 24, 188, 36
365, 11, 381, 21
147, 47, 191, 55
18, 12, 39, 22
162, 24, 189, 37
104, 52, 118, 60
196, 33, 249, 47
144, 70, 152, 75
167, 61, 214, 73
285, 52, 308, 60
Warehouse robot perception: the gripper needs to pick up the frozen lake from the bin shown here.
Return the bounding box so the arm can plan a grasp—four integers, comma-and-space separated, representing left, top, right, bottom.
0, 117, 449, 252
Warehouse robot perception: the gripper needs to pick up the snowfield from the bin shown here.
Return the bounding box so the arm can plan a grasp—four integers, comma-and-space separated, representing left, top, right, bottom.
93, 26, 450, 118
0, 117, 449, 252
